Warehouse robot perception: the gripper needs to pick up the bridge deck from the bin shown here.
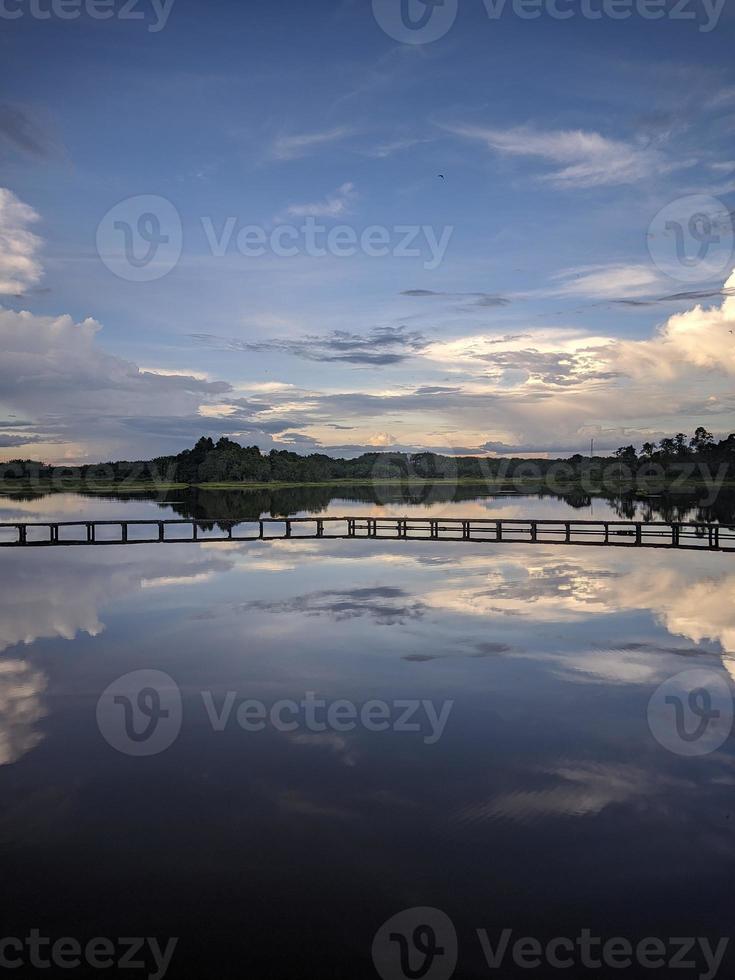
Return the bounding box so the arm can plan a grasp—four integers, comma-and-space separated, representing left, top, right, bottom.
1, 517, 733, 551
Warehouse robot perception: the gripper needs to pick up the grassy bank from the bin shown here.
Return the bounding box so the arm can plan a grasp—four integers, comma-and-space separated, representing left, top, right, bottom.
2, 477, 735, 495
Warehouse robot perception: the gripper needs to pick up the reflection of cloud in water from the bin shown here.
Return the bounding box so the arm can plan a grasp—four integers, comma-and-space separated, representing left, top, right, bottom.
0, 493, 170, 522
403, 641, 513, 663
0, 548, 235, 765
425, 558, 616, 622
242, 587, 426, 625
289, 731, 357, 767
0, 548, 234, 654
0, 659, 47, 765
421, 548, 735, 677
455, 762, 693, 826
141, 572, 215, 589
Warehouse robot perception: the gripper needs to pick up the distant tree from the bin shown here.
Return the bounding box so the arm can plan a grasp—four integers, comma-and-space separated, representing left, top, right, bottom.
640, 442, 657, 458
614, 445, 637, 462
673, 433, 688, 456
690, 426, 714, 453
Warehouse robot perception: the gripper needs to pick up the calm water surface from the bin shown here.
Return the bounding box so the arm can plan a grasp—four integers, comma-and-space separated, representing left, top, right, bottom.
1, 490, 734, 978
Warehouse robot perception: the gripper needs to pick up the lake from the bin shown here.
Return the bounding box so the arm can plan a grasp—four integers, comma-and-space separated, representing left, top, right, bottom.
1, 488, 734, 979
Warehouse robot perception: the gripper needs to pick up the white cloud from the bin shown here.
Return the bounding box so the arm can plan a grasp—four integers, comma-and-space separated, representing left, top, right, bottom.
363, 137, 433, 159
367, 431, 397, 447
2, 264, 735, 464
549, 264, 663, 299
447, 124, 669, 187
610, 267, 735, 379
281, 182, 356, 219
0, 306, 233, 458
271, 127, 352, 161
0, 187, 43, 294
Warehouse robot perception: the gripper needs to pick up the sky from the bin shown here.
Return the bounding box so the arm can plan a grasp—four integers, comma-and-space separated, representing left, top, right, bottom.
1, 0, 734, 463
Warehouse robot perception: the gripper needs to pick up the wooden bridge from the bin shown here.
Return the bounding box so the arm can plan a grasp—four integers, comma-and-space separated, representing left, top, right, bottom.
1, 517, 734, 551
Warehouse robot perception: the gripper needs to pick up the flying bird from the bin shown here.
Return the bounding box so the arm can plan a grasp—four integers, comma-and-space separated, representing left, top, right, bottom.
437, 174, 445, 180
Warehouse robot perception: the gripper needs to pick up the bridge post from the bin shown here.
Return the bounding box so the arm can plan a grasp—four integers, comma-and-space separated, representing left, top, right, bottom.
317, 520, 324, 538
259, 521, 264, 539
87, 523, 94, 543
565, 523, 571, 543
158, 522, 165, 542
192, 523, 198, 541
531, 522, 537, 542
635, 523, 642, 546
496, 521, 502, 541
285, 520, 292, 538
121, 523, 127, 543
18, 524, 26, 545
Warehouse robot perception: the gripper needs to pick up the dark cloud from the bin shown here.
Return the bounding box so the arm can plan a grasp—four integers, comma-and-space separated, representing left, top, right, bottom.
0, 419, 36, 429
616, 642, 713, 658
118, 412, 310, 443
471, 642, 513, 657
316, 387, 499, 418
275, 432, 323, 447
412, 385, 463, 396
0, 434, 45, 448
402, 641, 515, 663
479, 438, 626, 454
613, 285, 735, 307
401, 289, 510, 309
190, 325, 427, 366
0, 104, 54, 158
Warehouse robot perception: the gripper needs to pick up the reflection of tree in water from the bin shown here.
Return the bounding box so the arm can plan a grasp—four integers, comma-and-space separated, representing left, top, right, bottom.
7, 485, 735, 527
155, 485, 735, 528
152, 483, 508, 525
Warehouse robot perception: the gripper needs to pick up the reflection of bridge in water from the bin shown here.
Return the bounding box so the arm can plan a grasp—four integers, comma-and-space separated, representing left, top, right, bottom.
2, 517, 735, 551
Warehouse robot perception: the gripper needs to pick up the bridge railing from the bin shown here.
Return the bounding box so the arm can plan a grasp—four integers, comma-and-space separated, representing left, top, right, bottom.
1, 517, 734, 551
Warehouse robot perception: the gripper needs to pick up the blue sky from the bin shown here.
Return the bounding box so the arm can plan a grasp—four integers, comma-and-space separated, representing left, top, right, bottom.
1, 0, 734, 462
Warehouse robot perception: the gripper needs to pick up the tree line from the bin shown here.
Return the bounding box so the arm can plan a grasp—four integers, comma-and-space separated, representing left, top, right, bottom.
2, 429, 734, 485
